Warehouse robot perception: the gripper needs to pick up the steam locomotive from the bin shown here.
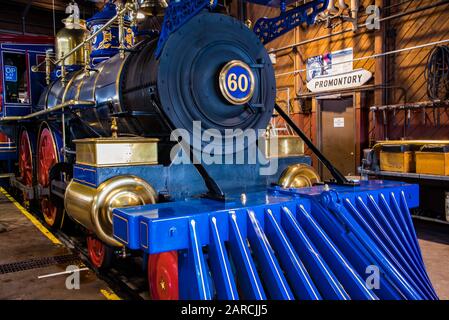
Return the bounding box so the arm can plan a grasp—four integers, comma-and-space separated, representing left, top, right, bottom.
0, 0, 437, 300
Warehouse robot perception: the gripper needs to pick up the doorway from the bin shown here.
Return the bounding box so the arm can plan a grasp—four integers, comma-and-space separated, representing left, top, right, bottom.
319, 96, 355, 180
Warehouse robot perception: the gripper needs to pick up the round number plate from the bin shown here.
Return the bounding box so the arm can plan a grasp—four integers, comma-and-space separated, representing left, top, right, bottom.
219, 60, 255, 105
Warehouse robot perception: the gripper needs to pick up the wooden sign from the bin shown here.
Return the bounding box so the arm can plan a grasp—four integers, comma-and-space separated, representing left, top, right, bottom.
307, 68, 372, 93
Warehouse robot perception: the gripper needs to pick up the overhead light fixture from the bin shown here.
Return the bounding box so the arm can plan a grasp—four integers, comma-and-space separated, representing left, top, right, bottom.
136, 11, 146, 20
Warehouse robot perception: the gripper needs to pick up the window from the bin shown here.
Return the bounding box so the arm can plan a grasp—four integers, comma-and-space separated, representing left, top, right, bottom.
3, 52, 30, 104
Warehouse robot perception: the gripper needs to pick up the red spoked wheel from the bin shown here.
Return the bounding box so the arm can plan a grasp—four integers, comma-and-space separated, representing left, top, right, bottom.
18, 130, 33, 204
37, 127, 64, 228
148, 251, 179, 300
86, 235, 114, 269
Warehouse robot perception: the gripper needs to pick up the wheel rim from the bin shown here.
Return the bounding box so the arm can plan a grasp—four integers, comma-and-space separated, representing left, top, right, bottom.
18, 130, 33, 196
87, 236, 106, 268
37, 127, 59, 226
148, 251, 179, 300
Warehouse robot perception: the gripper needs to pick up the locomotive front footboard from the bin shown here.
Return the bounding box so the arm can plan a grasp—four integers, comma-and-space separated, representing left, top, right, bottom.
112, 181, 435, 300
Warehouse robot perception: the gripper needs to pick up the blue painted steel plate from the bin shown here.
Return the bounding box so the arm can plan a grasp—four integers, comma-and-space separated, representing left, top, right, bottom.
111, 180, 436, 300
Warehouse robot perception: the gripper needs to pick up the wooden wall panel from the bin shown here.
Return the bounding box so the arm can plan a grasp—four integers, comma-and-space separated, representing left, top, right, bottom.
0, 0, 97, 35
386, 1, 449, 140
247, 0, 449, 165
248, 0, 376, 167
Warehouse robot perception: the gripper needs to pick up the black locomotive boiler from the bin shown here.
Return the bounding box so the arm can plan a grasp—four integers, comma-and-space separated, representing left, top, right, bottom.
2, 2, 311, 272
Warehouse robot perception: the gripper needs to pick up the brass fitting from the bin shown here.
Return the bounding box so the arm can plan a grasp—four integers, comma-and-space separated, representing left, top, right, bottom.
111, 117, 118, 138
45, 50, 52, 85
117, 2, 125, 59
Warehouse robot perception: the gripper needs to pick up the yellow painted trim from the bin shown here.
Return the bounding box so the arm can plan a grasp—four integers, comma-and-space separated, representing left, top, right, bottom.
75, 160, 158, 168
100, 288, 122, 300
73, 178, 97, 188
0, 187, 61, 245
74, 165, 97, 172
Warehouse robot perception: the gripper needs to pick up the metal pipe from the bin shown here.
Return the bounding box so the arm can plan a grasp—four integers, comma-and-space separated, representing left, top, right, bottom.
83, 43, 90, 75
45, 49, 52, 85
272, 87, 291, 136
60, 51, 66, 87
62, 107, 66, 159
0, 173, 15, 179
350, 0, 358, 19
338, 0, 348, 10
327, 0, 338, 14
277, 37, 449, 78
117, 2, 125, 59
21, 0, 33, 35
269, 0, 449, 54
274, 103, 350, 185
0, 100, 95, 121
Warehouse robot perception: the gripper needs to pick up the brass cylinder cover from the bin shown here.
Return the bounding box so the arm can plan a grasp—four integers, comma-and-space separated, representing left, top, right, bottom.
278, 163, 321, 188
65, 176, 157, 246
55, 20, 89, 66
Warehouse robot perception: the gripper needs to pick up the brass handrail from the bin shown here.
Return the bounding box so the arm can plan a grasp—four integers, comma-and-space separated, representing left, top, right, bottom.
0, 100, 95, 121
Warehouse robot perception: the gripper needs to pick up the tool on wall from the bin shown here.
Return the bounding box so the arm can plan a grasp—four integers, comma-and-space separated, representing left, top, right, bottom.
370, 100, 449, 139
426, 45, 449, 101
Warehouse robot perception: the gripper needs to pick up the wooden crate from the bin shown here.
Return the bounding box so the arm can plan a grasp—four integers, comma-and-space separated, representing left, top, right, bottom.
416, 150, 449, 176
380, 150, 414, 173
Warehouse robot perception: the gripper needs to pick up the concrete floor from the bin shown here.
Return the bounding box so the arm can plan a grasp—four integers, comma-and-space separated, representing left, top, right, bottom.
415, 219, 449, 300
0, 192, 115, 300
1, 189, 449, 300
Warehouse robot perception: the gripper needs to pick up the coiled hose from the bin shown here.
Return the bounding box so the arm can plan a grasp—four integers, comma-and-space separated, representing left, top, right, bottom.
426, 45, 449, 100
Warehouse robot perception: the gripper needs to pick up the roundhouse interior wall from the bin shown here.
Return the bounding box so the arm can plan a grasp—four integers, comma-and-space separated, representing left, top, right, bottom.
245, 0, 449, 170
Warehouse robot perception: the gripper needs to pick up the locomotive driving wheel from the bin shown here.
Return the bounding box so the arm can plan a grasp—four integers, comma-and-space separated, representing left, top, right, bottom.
86, 235, 114, 269
148, 251, 179, 300
18, 130, 33, 205
37, 127, 64, 228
